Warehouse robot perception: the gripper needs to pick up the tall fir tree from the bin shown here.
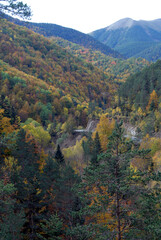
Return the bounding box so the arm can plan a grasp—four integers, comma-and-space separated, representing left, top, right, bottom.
81, 121, 160, 239
90, 131, 102, 167
11, 129, 46, 239
0, 180, 25, 240
55, 144, 65, 165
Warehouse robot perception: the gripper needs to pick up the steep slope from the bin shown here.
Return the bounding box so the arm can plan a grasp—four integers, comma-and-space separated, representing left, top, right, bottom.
0, 18, 115, 127
0, 18, 112, 102
90, 18, 161, 59
119, 60, 161, 109
134, 42, 161, 62
52, 37, 149, 83
0, 12, 122, 59
118, 59, 161, 136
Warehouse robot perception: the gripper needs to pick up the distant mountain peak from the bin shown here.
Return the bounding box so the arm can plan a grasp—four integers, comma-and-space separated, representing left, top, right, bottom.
89, 18, 161, 60
106, 18, 135, 30
105, 18, 161, 32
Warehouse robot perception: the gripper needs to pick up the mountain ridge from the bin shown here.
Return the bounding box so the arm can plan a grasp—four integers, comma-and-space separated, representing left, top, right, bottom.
102, 18, 161, 31
0, 12, 123, 59
90, 18, 161, 60
0, 17, 118, 131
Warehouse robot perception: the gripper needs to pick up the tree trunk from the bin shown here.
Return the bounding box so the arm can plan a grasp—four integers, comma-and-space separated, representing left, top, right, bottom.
116, 140, 121, 240
116, 192, 121, 240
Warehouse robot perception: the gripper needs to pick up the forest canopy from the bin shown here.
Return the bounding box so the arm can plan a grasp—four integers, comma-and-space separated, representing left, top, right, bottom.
0, 14, 161, 240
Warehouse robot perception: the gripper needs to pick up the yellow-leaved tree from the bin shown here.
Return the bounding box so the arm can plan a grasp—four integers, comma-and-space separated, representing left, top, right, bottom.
146, 90, 158, 111
0, 109, 14, 135
131, 134, 161, 171
63, 137, 87, 175
22, 119, 51, 148
93, 114, 115, 151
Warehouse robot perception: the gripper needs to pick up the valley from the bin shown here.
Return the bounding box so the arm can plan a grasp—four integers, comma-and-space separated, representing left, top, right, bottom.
0, 8, 161, 239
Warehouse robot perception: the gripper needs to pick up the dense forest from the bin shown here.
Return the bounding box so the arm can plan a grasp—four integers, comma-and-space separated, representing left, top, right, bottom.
1, 12, 122, 59
52, 37, 149, 83
0, 7, 161, 240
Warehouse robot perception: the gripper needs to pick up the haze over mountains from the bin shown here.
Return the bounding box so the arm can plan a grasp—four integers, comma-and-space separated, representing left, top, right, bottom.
90, 18, 161, 61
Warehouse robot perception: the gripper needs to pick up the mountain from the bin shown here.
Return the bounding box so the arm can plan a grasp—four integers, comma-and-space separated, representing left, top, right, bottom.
0, 12, 122, 59
134, 42, 161, 62
89, 18, 161, 60
0, 16, 149, 129
0, 17, 115, 128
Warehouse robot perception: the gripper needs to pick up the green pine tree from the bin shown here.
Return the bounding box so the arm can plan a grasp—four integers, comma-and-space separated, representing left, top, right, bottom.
55, 145, 65, 165
0, 180, 25, 240
11, 129, 46, 239
81, 121, 158, 239
37, 214, 63, 240
90, 131, 102, 167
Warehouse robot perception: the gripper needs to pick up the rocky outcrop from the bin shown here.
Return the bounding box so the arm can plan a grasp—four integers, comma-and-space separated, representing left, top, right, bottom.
74, 119, 99, 133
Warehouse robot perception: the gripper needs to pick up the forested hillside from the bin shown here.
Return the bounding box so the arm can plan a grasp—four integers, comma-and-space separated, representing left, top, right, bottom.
52, 37, 149, 82
0, 18, 117, 128
119, 60, 161, 109
118, 60, 161, 136
0, 13, 161, 240
0, 18, 112, 103
134, 42, 161, 61
90, 18, 161, 60
1, 12, 122, 58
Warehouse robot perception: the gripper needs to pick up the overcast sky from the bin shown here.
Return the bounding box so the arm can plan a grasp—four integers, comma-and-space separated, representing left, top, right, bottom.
24, 0, 161, 33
